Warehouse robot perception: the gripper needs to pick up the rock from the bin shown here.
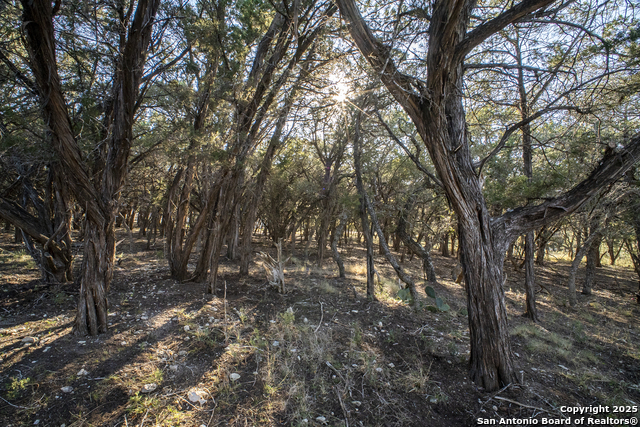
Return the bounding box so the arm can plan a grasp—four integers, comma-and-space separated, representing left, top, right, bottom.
77, 369, 89, 376
141, 383, 157, 393
492, 405, 498, 411
121, 341, 127, 346
558, 365, 569, 371
316, 416, 327, 424
230, 373, 241, 381
351, 401, 362, 407
429, 397, 438, 403
388, 363, 395, 368
188, 389, 207, 404
33, 420, 40, 425
22, 337, 37, 344
375, 367, 383, 373
272, 340, 279, 347
60, 386, 73, 393
178, 350, 188, 356
169, 365, 178, 372
303, 318, 309, 323
183, 325, 190, 332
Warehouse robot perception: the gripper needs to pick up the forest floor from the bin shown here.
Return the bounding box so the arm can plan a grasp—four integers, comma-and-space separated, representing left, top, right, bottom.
0, 229, 639, 427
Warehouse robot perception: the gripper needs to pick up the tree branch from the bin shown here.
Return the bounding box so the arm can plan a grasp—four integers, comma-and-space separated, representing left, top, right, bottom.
455, 0, 556, 63
494, 132, 640, 244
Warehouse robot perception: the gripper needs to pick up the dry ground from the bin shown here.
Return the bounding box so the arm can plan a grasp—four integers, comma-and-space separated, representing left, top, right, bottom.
0, 229, 639, 426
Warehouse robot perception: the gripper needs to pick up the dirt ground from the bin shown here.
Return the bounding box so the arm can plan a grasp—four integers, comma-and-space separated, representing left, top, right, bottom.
1, 229, 639, 427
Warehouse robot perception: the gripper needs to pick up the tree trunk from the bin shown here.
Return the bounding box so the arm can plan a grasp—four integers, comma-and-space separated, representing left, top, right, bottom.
21, 0, 160, 335
331, 210, 348, 278
583, 217, 602, 295
337, 0, 640, 391
397, 195, 437, 283
353, 112, 376, 300
568, 230, 602, 306
441, 233, 450, 257
523, 232, 538, 321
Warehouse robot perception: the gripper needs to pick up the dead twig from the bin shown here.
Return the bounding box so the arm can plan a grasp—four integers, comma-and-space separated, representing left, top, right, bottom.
315, 302, 324, 334
334, 386, 350, 427
493, 396, 565, 418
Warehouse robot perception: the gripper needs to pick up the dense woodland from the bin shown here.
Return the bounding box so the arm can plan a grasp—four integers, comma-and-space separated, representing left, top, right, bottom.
1, 0, 640, 420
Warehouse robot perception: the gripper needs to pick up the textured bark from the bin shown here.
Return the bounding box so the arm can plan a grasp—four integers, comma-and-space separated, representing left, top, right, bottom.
523, 232, 538, 321
21, 0, 160, 335
335, 0, 640, 390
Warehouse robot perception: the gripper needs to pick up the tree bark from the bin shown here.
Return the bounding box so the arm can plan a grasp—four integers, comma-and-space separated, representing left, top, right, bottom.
21, 0, 160, 335
337, 0, 640, 391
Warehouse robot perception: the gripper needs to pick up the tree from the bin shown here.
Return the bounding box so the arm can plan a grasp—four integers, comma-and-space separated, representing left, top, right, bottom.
336, 0, 640, 390
20, 0, 162, 335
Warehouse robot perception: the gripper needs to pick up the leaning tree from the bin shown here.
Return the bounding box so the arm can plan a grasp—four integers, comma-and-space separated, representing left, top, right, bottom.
336, 0, 640, 390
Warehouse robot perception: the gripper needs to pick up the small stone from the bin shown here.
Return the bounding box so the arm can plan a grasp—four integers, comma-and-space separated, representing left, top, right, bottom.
230, 373, 241, 381
183, 325, 190, 332
378, 321, 383, 327
375, 367, 383, 373
492, 405, 498, 411
22, 337, 37, 344
351, 401, 362, 407
141, 316, 148, 320
558, 364, 569, 370
351, 310, 358, 313
316, 416, 327, 423
33, 420, 40, 425
188, 389, 207, 404
429, 397, 438, 403
61, 386, 73, 393
388, 363, 395, 368
77, 369, 89, 376
303, 318, 309, 323
270, 320, 276, 324
514, 352, 520, 357
352, 364, 358, 368
302, 419, 308, 424
272, 340, 279, 347
178, 350, 188, 356
121, 341, 127, 346
141, 383, 157, 393
169, 365, 178, 371
77, 341, 86, 344
43, 347, 51, 353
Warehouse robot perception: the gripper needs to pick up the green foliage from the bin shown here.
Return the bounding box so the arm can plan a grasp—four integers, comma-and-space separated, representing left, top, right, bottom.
424, 286, 450, 312
6, 377, 31, 400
